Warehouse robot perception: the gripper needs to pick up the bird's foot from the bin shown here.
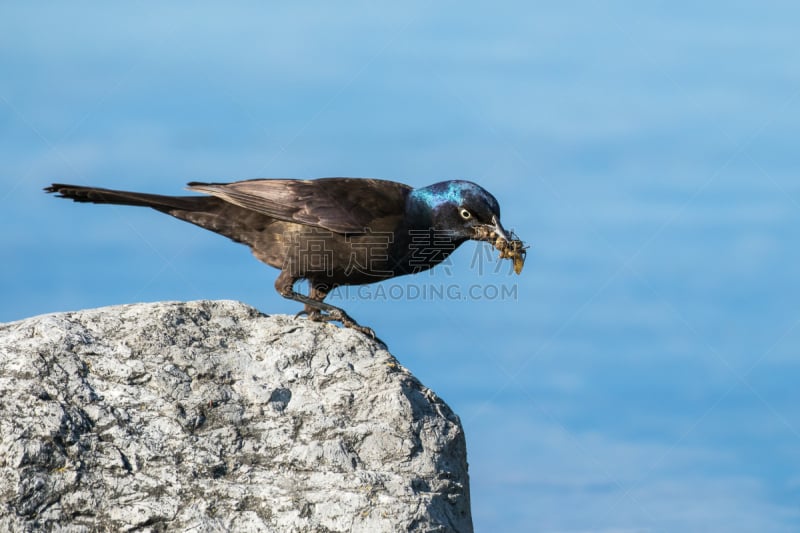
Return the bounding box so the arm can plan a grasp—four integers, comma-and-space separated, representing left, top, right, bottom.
283, 289, 384, 343
302, 308, 381, 343
338, 316, 377, 340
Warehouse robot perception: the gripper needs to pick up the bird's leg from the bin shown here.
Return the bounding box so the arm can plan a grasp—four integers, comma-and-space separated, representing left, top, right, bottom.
274, 272, 377, 339
298, 283, 332, 322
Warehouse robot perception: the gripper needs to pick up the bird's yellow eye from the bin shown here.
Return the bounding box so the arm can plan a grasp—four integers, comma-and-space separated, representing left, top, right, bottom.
459, 208, 472, 220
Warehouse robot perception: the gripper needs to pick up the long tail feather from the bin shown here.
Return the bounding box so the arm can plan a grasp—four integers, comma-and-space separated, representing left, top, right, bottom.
44, 183, 208, 211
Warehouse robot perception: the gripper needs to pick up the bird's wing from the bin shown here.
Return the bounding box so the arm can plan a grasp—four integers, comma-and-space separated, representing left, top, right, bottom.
186, 178, 412, 234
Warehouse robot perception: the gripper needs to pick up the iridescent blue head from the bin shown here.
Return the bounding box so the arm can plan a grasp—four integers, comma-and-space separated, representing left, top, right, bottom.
407, 180, 509, 243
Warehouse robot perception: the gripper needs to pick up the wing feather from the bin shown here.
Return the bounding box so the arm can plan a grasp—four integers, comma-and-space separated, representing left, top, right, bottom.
186, 178, 411, 233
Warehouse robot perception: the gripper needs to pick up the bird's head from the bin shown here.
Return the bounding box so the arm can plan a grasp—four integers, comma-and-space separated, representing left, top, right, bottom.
408, 180, 528, 273
408, 180, 507, 241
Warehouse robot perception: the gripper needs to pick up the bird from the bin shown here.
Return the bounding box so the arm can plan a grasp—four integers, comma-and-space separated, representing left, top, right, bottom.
45, 178, 525, 337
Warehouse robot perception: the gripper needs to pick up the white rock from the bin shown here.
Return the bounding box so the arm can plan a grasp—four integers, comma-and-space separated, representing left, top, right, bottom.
0, 300, 472, 532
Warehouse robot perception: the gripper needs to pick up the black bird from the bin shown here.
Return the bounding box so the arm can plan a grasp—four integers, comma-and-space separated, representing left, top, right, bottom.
45, 178, 524, 336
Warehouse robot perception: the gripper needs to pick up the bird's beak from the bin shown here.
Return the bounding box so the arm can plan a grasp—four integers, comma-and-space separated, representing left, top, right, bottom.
472, 215, 510, 243
473, 215, 529, 274
490, 215, 509, 242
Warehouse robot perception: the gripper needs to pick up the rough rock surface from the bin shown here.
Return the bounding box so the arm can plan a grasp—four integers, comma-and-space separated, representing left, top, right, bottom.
0, 300, 472, 532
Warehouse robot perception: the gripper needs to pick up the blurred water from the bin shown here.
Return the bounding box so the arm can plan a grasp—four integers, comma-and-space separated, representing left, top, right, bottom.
2, 3, 799, 531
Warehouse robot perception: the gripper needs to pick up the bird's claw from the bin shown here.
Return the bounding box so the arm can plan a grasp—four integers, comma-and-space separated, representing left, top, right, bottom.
301, 308, 379, 342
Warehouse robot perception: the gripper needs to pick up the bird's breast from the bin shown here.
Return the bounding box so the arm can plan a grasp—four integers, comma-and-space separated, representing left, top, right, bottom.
274, 225, 464, 285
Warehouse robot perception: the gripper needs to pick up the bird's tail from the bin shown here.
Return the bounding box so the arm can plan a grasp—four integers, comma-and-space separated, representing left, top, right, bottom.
44, 183, 211, 211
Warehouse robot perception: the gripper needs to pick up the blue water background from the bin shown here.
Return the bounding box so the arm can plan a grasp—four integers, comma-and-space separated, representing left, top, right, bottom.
2, 3, 799, 531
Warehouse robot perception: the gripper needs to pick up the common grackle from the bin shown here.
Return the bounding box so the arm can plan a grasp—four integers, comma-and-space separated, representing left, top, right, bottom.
45, 178, 525, 336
